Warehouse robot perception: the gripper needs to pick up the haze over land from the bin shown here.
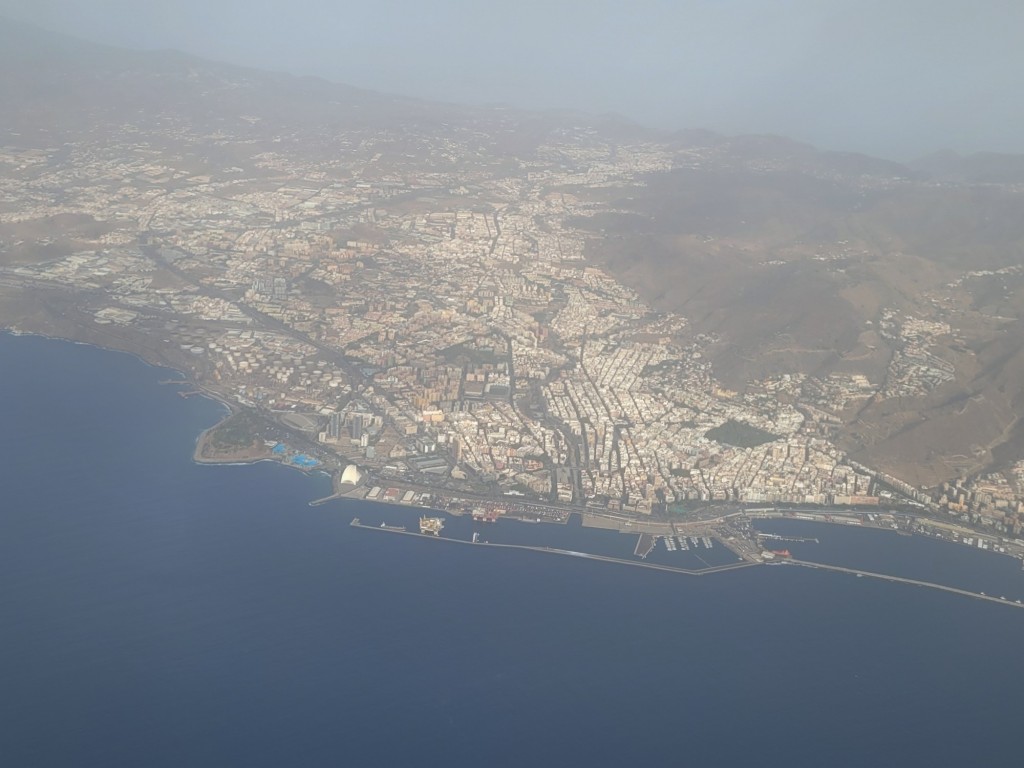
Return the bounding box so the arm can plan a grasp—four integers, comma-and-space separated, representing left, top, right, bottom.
2, 0, 1023, 159
2, 18, 1024, 538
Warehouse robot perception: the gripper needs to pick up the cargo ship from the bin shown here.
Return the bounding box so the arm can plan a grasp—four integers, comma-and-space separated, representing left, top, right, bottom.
471, 508, 500, 523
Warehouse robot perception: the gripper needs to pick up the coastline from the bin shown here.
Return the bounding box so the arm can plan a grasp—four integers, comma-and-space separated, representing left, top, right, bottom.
7, 324, 1024, 768
5, 326, 1024, 604
2, 325, 236, 421
344, 503, 1024, 610
2, 327, 340, 483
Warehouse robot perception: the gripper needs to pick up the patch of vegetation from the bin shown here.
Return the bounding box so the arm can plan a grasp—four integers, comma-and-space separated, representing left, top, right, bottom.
641, 359, 680, 376
668, 502, 697, 517
439, 342, 500, 365
705, 419, 780, 448
207, 410, 263, 450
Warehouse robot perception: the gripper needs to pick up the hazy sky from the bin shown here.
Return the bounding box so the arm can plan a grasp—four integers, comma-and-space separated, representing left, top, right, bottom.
2, 0, 1021, 160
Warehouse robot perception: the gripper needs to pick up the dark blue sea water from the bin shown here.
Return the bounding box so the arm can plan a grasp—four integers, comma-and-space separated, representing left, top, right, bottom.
3, 332, 1024, 768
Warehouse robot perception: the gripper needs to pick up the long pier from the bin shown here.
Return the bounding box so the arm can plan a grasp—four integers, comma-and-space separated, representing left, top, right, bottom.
783, 558, 1024, 610
757, 532, 820, 544
350, 518, 758, 577
349, 520, 1024, 610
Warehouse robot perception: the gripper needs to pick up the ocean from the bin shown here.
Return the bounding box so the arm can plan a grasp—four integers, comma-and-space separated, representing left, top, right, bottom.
3, 331, 1024, 767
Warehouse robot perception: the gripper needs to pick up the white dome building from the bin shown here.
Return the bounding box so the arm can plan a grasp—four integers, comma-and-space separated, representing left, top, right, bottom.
340, 464, 363, 486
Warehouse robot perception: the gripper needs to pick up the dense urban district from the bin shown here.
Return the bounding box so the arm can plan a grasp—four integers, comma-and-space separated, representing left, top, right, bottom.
3, 30, 1024, 555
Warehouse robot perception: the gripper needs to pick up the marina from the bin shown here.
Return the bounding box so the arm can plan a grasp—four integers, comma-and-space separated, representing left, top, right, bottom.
349, 517, 758, 577
336, 482, 1024, 594
333, 465, 1024, 605
319, 477, 1024, 582
6, 333, 1024, 768
347, 508, 1024, 609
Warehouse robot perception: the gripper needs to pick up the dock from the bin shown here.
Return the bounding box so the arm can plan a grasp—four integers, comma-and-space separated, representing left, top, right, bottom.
346, 515, 1024, 610
782, 558, 1024, 610
349, 518, 759, 577
633, 533, 655, 559
757, 532, 819, 544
